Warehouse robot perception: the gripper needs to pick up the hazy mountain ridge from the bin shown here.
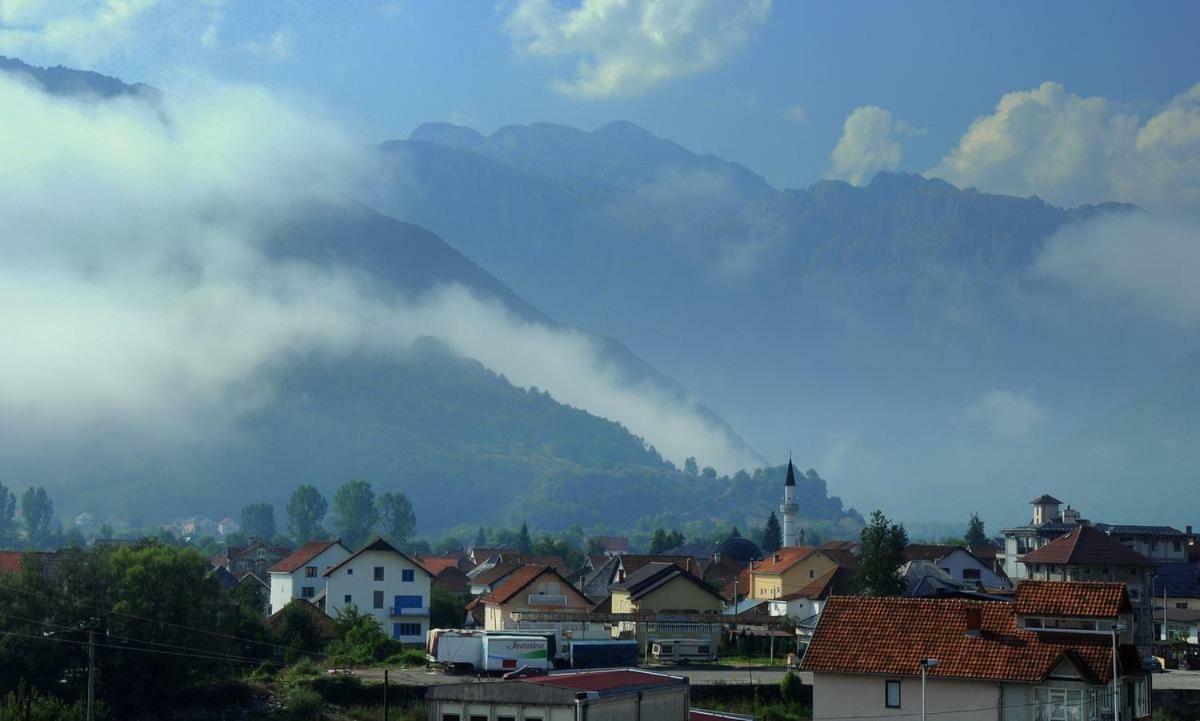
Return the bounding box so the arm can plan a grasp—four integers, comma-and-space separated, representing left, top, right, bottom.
0, 55, 158, 100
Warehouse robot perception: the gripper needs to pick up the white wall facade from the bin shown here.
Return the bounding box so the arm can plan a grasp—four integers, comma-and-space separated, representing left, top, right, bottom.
268, 542, 351, 615
812, 673, 999, 721
325, 548, 431, 643
939, 548, 1009, 588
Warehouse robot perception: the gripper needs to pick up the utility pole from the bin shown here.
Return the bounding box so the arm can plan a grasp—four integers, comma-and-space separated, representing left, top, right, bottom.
383, 668, 389, 721
86, 628, 96, 721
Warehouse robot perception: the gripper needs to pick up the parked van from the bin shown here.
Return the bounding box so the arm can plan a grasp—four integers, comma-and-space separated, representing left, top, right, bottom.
650, 638, 715, 663
481, 634, 551, 673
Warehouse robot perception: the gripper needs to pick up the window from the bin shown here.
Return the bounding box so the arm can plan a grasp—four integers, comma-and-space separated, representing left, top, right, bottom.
497, 716, 516, 721
963, 568, 981, 580
1033, 687, 1083, 721
1177, 602, 1188, 609
470, 716, 488, 721
305, 566, 317, 578
393, 622, 421, 638
301, 586, 315, 599
374, 590, 384, 609
885, 680, 901, 708
374, 566, 385, 581
441, 716, 460, 721
1024, 617, 1043, 629
395, 595, 423, 610
344, 594, 352, 604
402, 568, 415, 583
347, 568, 354, 575
809, 569, 814, 579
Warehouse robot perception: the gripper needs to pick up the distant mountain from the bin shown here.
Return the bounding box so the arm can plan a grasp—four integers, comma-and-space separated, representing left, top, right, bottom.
0, 55, 157, 100
375, 121, 1175, 522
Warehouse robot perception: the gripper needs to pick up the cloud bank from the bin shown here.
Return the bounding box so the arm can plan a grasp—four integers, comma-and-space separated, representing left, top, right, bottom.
0, 70, 757, 474
825, 106, 922, 186
930, 81, 1200, 210
503, 0, 771, 99
964, 389, 1047, 438
0, 0, 159, 64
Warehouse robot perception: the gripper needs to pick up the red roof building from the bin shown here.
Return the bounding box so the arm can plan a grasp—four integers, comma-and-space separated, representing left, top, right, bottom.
801, 581, 1150, 720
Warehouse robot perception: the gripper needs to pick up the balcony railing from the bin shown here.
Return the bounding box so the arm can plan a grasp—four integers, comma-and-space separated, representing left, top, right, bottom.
391, 606, 429, 617
527, 593, 568, 607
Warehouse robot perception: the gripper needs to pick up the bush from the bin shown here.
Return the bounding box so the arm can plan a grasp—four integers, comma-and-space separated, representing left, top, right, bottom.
0, 688, 95, 721
309, 674, 365, 705
779, 670, 803, 705
282, 658, 322, 688
281, 686, 326, 721
384, 649, 428, 668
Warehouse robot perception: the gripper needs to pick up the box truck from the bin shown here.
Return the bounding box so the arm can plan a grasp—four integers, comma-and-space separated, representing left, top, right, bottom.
481, 634, 551, 673
568, 639, 639, 669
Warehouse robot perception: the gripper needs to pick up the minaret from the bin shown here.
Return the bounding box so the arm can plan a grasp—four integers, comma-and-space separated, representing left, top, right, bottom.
780, 459, 801, 548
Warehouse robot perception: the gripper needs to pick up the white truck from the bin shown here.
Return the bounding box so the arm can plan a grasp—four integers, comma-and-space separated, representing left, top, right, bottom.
426, 629, 552, 673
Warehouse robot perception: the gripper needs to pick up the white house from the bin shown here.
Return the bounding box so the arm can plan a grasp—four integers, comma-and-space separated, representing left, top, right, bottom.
267, 539, 351, 615
902, 544, 1010, 589
323, 537, 433, 643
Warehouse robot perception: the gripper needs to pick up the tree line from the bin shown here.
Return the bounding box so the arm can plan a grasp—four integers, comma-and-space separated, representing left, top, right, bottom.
239, 480, 416, 550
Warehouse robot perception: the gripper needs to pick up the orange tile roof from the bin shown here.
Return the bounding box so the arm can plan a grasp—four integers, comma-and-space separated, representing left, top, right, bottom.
484, 564, 586, 606
1013, 580, 1133, 618
778, 566, 847, 601
418, 555, 466, 576
801, 592, 1138, 684
270, 540, 343, 573
751, 547, 817, 574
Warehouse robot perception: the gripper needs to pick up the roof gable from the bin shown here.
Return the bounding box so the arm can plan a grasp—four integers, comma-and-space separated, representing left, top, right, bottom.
270, 540, 347, 574
485, 565, 587, 606
1020, 526, 1155, 567
322, 536, 431, 577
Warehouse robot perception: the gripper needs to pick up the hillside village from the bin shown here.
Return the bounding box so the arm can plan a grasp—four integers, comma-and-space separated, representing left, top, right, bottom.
3, 464, 1200, 720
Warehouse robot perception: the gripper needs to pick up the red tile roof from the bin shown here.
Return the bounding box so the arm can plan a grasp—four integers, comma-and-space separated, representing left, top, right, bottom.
270, 540, 343, 573
801, 592, 1138, 684
751, 547, 817, 574
1013, 580, 1133, 618
1020, 526, 1155, 567
0, 551, 23, 575
418, 555, 466, 576
777, 566, 847, 601
522, 669, 683, 692
484, 565, 587, 606
903, 544, 962, 562
0, 551, 58, 578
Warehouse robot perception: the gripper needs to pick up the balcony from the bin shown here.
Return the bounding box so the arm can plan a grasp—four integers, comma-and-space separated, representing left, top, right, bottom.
527, 593, 568, 607
390, 605, 429, 617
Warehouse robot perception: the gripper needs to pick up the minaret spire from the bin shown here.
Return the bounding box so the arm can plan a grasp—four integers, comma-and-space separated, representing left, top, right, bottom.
780, 457, 800, 547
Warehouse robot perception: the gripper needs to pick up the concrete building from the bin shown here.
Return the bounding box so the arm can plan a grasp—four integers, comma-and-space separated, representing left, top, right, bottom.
780, 460, 801, 548
801, 581, 1151, 721
1019, 526, 1158, 649
267, 539, 351, 615
323, 537, 432, 643
425, 668, 691, 721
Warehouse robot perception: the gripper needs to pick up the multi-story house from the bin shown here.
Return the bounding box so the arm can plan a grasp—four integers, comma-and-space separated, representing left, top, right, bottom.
801, 580, 1151, 721
747, 547, 854, 600
480, 564, 592, 631
1019, 526, 1158, 649
323, 537, 432, 643
267, 539, 351, 615
903, 544, 1010, 589
211, 537, 290, 578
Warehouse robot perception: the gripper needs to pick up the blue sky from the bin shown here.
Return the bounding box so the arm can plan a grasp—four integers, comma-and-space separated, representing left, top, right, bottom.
4, 0, 1198, 193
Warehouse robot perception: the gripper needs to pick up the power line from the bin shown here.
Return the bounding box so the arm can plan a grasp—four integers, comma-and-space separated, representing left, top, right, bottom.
0, 582, 326, 658
0, 628, 287, 667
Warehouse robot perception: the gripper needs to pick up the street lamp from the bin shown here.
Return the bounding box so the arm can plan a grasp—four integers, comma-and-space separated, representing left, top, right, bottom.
1111, 623, 1126, 721
919, 657, 939, 721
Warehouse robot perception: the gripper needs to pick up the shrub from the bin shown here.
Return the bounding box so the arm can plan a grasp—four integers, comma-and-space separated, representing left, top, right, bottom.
0, 688, 94, 721
779, 670, 803, 705
384, 649, 428, 668
281, 686, 326, 721
282, 658, 322, 688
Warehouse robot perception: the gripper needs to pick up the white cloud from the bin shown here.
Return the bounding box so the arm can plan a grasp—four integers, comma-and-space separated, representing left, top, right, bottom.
242, 26, 293, 62
0, 0, 159, 64
929, 81, 1200, 210
820, 432, 857, 476
502, 0, 771, 99
781, 104, 807, 124
0, 71, 757, 473
825, 106, 921, 185
1030, 212, 1200, 325
964, 389, 1047, 438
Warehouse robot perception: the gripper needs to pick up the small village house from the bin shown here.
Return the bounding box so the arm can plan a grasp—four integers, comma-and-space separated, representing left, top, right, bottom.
479, 564, 592, 631
748, 546, 854, 600
323, 537, 433, 643
267, 539, 351, 615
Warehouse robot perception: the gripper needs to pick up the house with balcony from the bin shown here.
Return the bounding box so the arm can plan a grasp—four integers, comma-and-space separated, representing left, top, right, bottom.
267, 539, 351, 614
801, 580, 1150, 721
1019, 526, 1158, 649
323, 537, 432, 643
479, 564, 592, 631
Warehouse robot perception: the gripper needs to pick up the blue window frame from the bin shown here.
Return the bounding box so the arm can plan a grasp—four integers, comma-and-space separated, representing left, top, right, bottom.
402, 569, 415, 582
393, 622, 421, 638
394, 595, 423, 612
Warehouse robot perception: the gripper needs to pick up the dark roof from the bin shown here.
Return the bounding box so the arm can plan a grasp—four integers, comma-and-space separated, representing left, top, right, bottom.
270, 540, 344, 574
619, 554, 694, 576
903, 544, 962, 562
1020, 526, 1156, 567
1152, 562, 1200, 599
431, 566, 470, 594
1094, 523, 1186, 537
664, 541, 719, 560
1030, 494, 1063, 505
1013, 580, 1133, 618
522, 669, 685, 693
322, 536, 431, 577
801, 594, 1140, 684
714, 536, 762, 564
612, 562, 722, 602
236, 571, 269, 589
785, 460, 796, 487
266, 599, 336, 639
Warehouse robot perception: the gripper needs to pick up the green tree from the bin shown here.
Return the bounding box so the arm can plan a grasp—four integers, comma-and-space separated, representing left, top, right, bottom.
240, 502, 276, 540
762, 512, 783, 554
287, 485, 328, 542
532, 534, 583, 571
97, 523, 114, 540
0, 482, 16, 546
665, 530, 684, 550
649, 528, 668, 554
730, 526, 741, 538
273, 601, 327, 663
377, 492, 417, 546
430, 587, 467, 629
20, 487, 53, 549
517, 521, 532, 553
333, 481, 379, 549
327, 603, 398, 665
683, 457, 699, 475
780, 670, 804, 705
585, 537, 606, 556
856, 510, 908, 596
701, 466, 718, 480
473, 526, 487, 548
964, 512, 988, 547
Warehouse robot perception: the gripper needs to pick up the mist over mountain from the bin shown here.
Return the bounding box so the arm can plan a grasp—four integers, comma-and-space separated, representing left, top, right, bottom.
376, 120, 1197, 526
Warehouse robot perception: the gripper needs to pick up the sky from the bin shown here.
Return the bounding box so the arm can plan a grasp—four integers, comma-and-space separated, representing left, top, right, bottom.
3, 0, 1198, 192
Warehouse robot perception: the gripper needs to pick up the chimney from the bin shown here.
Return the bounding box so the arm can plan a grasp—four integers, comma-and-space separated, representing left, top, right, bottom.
964, 607, 982, 637
1187, 525, 1193, 536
